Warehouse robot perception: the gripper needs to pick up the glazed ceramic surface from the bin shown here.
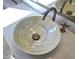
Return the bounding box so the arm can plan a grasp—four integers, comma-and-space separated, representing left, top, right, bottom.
13, 16, 61, 55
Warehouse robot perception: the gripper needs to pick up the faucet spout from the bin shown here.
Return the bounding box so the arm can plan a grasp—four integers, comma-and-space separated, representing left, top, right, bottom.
42, 7, 57, 21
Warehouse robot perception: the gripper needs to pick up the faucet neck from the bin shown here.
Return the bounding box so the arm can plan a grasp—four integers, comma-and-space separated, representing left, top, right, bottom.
42, 7, 57, 21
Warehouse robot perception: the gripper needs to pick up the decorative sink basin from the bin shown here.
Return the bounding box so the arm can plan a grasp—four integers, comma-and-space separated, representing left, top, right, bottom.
13, 16, 61, 55
55, 0, 75, 16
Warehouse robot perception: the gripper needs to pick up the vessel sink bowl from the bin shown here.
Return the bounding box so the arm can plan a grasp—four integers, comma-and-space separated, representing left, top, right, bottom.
55, 0, 75, 16
13, 16, 61, 55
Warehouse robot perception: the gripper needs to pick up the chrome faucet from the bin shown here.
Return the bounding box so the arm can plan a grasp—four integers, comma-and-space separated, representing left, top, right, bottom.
42, 7, 57, 21
60, 0, 72, 13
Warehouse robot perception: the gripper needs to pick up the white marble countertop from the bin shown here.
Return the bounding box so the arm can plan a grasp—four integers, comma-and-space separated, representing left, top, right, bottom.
3, 14, 74, 59
2, 8, 33, 27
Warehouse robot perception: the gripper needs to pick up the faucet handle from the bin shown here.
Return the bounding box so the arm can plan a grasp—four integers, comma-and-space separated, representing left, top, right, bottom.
61, 22, 69, 27
60, 22, 69, 33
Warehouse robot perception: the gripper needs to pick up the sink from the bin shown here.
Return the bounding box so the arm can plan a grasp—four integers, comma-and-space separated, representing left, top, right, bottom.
55, 0, 75, 16
13, 16, 61, 55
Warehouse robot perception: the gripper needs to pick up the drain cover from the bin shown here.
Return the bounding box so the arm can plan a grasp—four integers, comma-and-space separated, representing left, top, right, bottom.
32, 33, 40, 40
66, 11, 72, 15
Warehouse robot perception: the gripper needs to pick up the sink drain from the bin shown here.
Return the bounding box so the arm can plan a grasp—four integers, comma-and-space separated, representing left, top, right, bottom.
32, 33, 40, 40
66, 10, 72, 15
